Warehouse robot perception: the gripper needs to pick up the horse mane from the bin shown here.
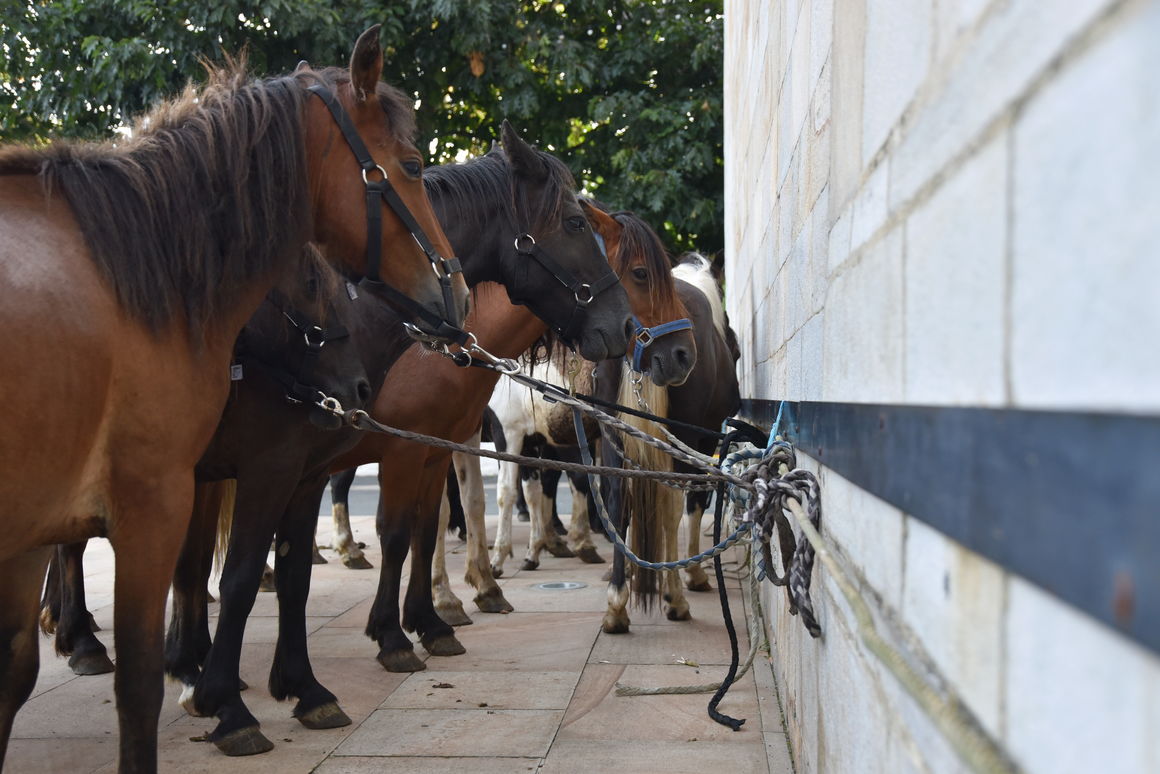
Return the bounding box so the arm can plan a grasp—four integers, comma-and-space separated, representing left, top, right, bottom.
609, 209, 680, 318
424, 145, 575, 235
672, 253, 726, 339
0, 61, 416, 339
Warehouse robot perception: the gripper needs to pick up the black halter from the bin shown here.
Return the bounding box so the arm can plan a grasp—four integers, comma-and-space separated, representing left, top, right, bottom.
233, 291, 351, 408
306, 84, 467, 345
511, 231, 620, 346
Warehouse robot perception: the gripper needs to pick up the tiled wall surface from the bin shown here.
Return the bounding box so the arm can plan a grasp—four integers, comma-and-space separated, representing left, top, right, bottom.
723, 1, 1160, 772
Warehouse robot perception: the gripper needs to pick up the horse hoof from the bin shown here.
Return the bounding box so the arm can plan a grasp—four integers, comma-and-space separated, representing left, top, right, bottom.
666, 605, 692, 622
490, 565, 504, 579
517, 511, 530, 522
422, 634, 466, 657
545, 542, 575, 559
296, 701, 352, 730
601, 568, 613, 582
685, 577, 712, 592
68, 649, 114, 676
311, 549, 328, 565
601, 613, 630, 634
521, 559, 540, 571
259, 567, 276, 592
179, 684, 205, 717
212, 725, 275, 757
575, 546, 605, 564
437, 604, 474, 627
342, 554, 374, 570
474, 589, 514, 614
377, 649, 427, 673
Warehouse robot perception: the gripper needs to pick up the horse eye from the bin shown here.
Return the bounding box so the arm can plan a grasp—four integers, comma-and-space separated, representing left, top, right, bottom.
566, 216, 586, 232
402, 159, 422, 178
632, 267, 648, 281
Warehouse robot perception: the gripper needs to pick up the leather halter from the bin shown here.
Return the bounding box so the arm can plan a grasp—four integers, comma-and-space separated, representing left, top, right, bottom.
306, 84, 467, 345
234, 291, 351, 407
629, 315, 693, 373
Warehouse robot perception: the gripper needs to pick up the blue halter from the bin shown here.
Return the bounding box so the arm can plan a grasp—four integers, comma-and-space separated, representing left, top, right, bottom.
630, 314, 693, 372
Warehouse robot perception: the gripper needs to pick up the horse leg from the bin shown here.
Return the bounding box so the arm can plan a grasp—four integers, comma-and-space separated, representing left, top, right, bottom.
404, 461, 465, 658
599, 441, 631, 634
109, 476, 197, 773
537, 466, 574, 558
166, 481, 221, 701
567, 473, 604, 564
432, 486, 472, 627
55, 541, 114, 675
0, 548, 52, 769
329, 469, 371, 569
268, 476, 350, 731
683, 491, 712, 591
192, 477, 293, 756
367, 470, 426, 673
489, 457, 520, 577
521, 470, 546, 570
663, 506, 692, 621
453, 448, 512, 614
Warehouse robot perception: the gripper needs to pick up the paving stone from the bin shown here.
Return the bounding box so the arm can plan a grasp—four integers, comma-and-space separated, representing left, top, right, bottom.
315, 757, 540, 774
334, 708, 564, 758
541, 739, 769, 774
382, 670, 578, 711
4, 737, 118, 774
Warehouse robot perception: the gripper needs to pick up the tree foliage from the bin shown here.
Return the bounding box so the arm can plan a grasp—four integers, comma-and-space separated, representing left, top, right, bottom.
1, 0, 723, 253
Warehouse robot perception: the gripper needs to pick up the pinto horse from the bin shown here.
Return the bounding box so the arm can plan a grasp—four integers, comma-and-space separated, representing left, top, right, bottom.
597, 254, 741, 633
0, 25, 468, 773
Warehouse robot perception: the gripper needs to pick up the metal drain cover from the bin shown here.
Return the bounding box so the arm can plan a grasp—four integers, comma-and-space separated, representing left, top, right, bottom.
533, 581, 588, 591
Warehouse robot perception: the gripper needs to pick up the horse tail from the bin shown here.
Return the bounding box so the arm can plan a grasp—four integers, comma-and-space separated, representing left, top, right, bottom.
617, 369, 680, 611
212, 479, 238, 574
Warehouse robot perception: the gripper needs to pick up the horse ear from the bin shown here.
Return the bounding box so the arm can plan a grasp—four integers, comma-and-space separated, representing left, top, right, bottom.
295, 60, 310, 73
349, 24, 383, 103
580, 199, 615, 239
501, 119, 547, 181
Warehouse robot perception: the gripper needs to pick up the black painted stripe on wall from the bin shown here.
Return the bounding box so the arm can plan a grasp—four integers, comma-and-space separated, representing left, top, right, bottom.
739, 399, 1160, 656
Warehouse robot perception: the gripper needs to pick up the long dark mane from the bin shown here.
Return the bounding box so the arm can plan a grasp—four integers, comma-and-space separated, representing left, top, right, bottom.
423, 146, 575, 234
0, 62, 416, 338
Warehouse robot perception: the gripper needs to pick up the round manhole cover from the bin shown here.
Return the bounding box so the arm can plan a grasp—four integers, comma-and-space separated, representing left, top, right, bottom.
533, 581, 588, 591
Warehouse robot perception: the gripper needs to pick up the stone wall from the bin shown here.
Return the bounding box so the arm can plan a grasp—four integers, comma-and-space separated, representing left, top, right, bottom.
723, 1, 1160, 772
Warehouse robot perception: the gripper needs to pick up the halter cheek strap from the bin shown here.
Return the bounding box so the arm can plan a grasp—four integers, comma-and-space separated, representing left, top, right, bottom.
629, 315, 693, 372
306, 84, 467, 345
513, 233, 621, 345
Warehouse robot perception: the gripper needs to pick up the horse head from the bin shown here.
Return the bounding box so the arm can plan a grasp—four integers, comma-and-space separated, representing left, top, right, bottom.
297, 25, 470, 343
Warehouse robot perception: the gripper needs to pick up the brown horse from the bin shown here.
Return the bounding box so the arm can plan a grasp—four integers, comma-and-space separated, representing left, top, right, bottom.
326, 200, 697, 670
0, 25, 466, 773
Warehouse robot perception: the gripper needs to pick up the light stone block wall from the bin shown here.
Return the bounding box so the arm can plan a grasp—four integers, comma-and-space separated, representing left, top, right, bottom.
723, 1, 1160, 772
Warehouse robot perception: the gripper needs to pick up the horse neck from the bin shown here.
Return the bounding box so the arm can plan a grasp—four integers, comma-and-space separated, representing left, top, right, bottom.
469, 284, 545, 359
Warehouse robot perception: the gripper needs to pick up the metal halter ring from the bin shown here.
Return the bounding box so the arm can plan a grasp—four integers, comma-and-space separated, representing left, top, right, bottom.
319, 396, 343, 414
574, 284, 594, 308
304, 325, 327, 349
514, 233, 536, 253
361, 164, 388, 186
634, 327, 654, 347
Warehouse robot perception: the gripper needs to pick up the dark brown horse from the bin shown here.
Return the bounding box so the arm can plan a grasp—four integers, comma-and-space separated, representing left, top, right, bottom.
326, 200, 698, 663
0, 25, 466, 773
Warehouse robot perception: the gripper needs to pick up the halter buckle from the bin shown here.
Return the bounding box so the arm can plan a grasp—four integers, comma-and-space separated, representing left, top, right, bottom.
574, 284, 594, 308
635, 327, 654, 347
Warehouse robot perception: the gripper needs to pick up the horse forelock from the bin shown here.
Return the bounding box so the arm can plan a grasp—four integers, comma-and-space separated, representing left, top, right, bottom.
672, 253, 726, 340
0, 59, 315, 338
611, 210, 684, 321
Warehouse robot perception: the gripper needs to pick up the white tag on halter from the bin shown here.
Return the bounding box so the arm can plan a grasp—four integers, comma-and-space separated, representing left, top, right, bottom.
346, 281, 359, 300
230, 364, 244, 381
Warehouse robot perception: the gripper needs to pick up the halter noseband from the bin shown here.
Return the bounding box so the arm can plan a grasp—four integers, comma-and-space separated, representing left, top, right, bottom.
629, 314, 693, 372
306, 84, 467, 345
512, 229, 620, 346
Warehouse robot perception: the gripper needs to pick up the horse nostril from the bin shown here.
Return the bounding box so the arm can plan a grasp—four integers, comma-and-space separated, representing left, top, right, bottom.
675, 347, 691, 369
623, 316, 636, 340
356, 379, 372, 405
